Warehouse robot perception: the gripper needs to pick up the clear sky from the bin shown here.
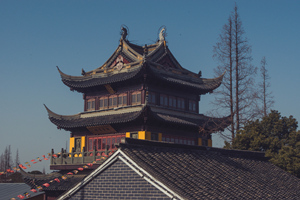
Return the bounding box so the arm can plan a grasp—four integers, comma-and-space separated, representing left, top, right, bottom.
1, 0, 299, 173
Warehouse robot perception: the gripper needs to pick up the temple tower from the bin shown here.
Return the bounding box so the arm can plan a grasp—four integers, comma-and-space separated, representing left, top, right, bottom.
46, 27, 229, 170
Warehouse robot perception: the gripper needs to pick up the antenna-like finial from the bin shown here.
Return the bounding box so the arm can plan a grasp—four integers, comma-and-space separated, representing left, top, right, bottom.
120, 25, 129, 40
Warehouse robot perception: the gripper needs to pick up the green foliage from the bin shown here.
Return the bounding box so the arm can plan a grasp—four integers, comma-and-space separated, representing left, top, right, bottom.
28, 170, 43, 174
226, 110, 300, 178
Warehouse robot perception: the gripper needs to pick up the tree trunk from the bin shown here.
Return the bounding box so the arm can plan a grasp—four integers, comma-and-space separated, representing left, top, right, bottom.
234, 5, 240, 135
229, 18, 234, 140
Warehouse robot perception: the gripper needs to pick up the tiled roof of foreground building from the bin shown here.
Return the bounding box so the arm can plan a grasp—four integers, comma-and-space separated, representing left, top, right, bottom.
58, 138, 300, 200
22, 170, 90, 195
21, 161, 108, 196
0, 183, 44, 200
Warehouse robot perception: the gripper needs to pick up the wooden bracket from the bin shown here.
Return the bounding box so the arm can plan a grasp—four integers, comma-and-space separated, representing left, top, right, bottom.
104, 84, 116, 94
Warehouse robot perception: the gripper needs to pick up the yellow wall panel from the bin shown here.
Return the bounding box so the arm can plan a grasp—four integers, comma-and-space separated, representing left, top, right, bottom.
198, 138, 202, 146
138, 131, 146, 140
69, 137, 75, 153
81, 136, 86, 152
126, 132, 131, 138
158, 133, 162, 141
145, 131, 151, 140
208, 139, 212, 147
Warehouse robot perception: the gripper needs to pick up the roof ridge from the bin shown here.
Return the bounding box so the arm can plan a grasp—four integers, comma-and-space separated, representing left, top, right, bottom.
119, 138, 267, 160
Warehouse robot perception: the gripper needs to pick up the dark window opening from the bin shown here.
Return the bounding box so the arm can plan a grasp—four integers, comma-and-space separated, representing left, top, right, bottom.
189, 100, 196, 112
99, 99, 104, 109
109, 98, 113, 108
137, 93, 141, 103
113, 97, 117, 106
88, 135, 125, 152
87, 99, 95, 111
132, 94, 136, 104
151, 133, 158, 141
162, 134, 197, 146
104, 99, 108, 108
131, 91, 142, 105
148, 92, 156, 104
123, 95, 127, 105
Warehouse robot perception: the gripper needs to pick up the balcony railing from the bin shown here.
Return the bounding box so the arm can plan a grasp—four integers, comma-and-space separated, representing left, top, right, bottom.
50, 147, 114, 166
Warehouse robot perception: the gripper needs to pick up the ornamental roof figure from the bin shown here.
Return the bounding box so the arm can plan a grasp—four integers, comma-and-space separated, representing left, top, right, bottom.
159, 27, 166, 42
121, 25, 128, 41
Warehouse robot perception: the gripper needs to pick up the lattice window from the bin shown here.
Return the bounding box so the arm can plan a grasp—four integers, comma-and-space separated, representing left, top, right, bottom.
161, 135, 196, 145
177, 97, 185, 110
132, 91, 142, 105
160, 94, 168, 106
109, 95, 118, 108
148, 92, 156, 104
169, 96, 177, 108
189, 100, 196, 112
99, 97, 109, 110
88, 134, 125, 151
87, 99, 95, 111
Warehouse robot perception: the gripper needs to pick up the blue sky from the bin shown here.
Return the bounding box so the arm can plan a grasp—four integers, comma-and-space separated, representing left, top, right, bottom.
1, 0, 299, 173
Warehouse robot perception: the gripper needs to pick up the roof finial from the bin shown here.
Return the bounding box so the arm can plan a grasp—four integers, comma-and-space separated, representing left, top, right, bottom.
120, 25, 129, 40
198, 70, 202, 78
81, 68, 86, 76
158, 26, 166, 43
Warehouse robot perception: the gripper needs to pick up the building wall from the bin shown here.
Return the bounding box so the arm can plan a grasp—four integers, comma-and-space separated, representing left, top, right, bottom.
69, 159, 171, 200
29, 194, 44, 200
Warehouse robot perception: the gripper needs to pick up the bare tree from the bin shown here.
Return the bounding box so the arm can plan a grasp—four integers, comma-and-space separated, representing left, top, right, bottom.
255, 57, 274, 118
0, 146, 13, 180
15, 148, 20, 168
4, 145, 13, 171
0, 153, 4, 172
212, 15, 234, 140
212, 4, 257, 141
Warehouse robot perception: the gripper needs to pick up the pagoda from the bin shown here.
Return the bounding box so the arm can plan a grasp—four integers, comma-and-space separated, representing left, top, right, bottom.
46, 27, 230, 170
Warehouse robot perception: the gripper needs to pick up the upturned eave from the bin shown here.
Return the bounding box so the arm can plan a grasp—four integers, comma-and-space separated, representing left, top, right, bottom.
147, 63, 225, 94
45, 104, 230, 133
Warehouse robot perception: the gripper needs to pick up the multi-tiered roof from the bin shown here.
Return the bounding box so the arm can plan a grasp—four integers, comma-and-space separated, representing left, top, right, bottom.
57, 28, 223, 94
45, 27, 229, 135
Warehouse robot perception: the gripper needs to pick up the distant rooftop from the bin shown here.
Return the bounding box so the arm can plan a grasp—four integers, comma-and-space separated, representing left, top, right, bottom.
0, 183, 44, 199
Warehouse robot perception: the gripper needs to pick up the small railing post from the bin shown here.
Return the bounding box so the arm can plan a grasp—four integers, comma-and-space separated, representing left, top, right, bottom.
71, 147, 74, 164
51, 149, 54, 165
81, 147, 84, 164
105, 145, 108, 156
61, 148, 64, 164
93, 146, 96, 162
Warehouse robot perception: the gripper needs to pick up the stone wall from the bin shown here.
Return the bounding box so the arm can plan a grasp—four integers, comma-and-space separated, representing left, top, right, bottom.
70, 159, 171, 200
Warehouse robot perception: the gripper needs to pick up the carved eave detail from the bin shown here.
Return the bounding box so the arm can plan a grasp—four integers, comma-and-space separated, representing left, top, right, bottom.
199, 114, 232, 134
147, 61, 225, 93
44, 104, 81, 120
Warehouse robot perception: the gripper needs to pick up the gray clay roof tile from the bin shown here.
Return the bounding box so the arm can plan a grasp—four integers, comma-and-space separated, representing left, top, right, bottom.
118, 139, 300, 200
0, 183, 44, 199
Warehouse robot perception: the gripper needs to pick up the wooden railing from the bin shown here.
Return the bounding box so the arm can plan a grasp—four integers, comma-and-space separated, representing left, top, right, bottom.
50, 147, 114, 165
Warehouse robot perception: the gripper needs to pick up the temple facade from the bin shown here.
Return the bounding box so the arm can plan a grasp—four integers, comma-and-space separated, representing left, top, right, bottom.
46, 27, 229, 171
